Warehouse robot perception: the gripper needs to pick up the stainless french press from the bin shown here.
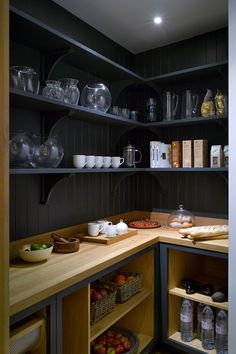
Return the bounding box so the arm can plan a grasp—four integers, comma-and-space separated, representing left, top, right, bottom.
122, 144, 142, 167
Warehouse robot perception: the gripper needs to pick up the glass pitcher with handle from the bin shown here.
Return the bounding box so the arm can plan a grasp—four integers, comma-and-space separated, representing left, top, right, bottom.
122, 143, 142, 167
162, 91, 179, 121
182, 90, 199, 119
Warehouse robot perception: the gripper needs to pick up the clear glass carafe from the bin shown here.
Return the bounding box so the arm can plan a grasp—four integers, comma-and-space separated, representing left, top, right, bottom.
42, 80, 64, 101
60, 78, 80, 105
182, 90, 199, 119
146, 97, 157, 122
162, 91, 179, 120
10, 66, 40, 94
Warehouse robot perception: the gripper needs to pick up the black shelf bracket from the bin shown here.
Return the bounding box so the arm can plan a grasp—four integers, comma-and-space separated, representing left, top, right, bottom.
216, 171, 228, 185
41, 111, 72, 137
40, 173, 75, 204
111, 171, 137, 200
111, 78, 141, 102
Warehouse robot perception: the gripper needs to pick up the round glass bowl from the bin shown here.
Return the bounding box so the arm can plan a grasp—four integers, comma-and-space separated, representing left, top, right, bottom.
10, 66, 40, 94
42, 80, 64, 101
59, 78, 80, 105
80, 83, 111, 112
30, 135, 64, 168
9, 132, 34, 167
168, 204, 195, 229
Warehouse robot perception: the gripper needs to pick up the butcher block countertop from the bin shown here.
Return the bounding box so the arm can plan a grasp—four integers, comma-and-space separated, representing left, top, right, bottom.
9, 211, 228, 316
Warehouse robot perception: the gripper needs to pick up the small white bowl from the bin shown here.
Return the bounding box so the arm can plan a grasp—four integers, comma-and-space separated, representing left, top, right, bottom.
19, 243, 53, 263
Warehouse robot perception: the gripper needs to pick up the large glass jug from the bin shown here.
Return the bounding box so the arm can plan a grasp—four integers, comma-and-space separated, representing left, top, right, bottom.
182, 90, 199, 119
162, 91, 179, 120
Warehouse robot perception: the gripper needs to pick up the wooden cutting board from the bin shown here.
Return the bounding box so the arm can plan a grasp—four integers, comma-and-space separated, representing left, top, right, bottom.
81, 229, 138, 244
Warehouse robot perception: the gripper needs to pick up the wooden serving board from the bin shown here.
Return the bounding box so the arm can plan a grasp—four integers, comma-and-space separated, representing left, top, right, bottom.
81, 229, 138, 244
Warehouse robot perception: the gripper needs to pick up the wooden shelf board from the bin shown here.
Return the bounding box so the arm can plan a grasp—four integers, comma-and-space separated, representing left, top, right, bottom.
169, 332, 216, 353
169, 287, 228, 310
90, 288, 152, 341
136, 333, 153, 353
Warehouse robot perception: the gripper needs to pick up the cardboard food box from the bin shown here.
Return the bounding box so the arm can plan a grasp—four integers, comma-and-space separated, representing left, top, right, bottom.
171, 141, 182, 168
182, 140, 193, 168
194, 140, 208, 168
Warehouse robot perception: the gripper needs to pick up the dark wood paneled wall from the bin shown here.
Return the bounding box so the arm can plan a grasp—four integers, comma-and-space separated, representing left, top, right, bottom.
10, 0, 228, 240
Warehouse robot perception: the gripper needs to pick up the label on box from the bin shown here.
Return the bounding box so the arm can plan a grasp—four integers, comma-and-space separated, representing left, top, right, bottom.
182, 140, 193, 168
210, 145, 223, 168
194, 140, 208, 168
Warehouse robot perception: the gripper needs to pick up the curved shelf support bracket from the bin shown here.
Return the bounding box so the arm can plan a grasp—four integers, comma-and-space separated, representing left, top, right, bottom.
216, 171, 228, 185
41, 112, 72, 137
41, 47, 73, 81
217, 66, 228, 82
40, 173, 75, 205
111, 78, 141, 102
148, 171, 168, 194
110, 125, 138, 150
111, 171, 137, 200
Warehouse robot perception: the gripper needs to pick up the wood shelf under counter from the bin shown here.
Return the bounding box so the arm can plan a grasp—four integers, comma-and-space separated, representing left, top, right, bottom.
90, 288, 152, 341
169, 332, 216, 354
169, 287, 228, 310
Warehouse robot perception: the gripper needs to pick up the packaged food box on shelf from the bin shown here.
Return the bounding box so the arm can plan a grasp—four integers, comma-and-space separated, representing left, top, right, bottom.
90, 283, 117, 325
99, 271, 143, 303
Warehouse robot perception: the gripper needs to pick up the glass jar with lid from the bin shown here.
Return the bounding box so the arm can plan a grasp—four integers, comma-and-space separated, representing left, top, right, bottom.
42, 80, 64, 101
168, 204, 195, 229
59, 78, 80, 105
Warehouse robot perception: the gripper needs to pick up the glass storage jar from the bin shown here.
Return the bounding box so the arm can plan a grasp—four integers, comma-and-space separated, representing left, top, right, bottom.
59, 78, 80, 105
80, 83, 111, 112
168, 204, 195, 229
9, 132, 35, 167
30, 135, 64, 168
42, 80, 64, 101
10, 66, 40, 94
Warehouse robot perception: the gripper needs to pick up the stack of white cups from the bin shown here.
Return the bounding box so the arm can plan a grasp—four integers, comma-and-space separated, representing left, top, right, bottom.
73, 155, 124, 168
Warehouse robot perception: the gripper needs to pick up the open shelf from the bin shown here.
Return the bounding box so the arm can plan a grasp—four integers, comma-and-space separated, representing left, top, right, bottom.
169, 332, 216, 354
145, 60, 228, 84
10, 7, 142, 82
90, 288, 152, 341
10, 88, 145, 127
169, 287, 228, 310
147, 115, 228, 128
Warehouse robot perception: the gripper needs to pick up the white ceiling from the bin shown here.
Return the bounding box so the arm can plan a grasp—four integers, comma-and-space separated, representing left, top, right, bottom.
52, 0, 228, 54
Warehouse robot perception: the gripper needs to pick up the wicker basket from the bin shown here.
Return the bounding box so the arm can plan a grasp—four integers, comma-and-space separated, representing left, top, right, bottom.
110, 271, 143, 303
90, 286, 117, 325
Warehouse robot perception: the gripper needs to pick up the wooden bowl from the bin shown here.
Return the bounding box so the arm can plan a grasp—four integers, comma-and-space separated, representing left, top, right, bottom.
53, 237, 80, 253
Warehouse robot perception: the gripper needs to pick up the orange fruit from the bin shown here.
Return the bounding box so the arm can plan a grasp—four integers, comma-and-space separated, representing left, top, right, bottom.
113, 274, 127, 284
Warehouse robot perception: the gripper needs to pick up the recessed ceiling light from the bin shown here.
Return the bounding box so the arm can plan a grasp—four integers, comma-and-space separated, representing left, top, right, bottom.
154, 16, 162, 24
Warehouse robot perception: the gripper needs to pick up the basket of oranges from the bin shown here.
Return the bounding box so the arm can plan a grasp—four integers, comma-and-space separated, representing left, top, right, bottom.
108, 271, 143, 303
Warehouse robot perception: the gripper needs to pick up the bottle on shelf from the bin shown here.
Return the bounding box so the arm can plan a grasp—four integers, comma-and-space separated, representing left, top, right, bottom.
202, 305, 215, 350
215, 309, 228, 354
180, 298, 193, 342
197, 303, 205, 341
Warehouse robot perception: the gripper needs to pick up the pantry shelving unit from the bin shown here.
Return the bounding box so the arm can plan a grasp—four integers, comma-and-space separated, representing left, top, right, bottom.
160, 244, 228, 354
9, 1, 228, 354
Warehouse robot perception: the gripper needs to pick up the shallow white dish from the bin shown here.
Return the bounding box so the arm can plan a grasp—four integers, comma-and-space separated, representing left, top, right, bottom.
19, 243, 53, 263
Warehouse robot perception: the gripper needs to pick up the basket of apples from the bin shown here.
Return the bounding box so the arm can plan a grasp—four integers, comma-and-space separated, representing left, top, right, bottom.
90, 283, 117, 324
90, 327, 139, 354
109, 272, 142, 303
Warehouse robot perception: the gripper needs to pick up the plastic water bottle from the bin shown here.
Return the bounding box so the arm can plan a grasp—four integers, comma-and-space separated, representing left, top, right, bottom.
197, 303, 205, 340
215, 309, 228, 354
202, 305, 215, 350
180, 298, 193, 342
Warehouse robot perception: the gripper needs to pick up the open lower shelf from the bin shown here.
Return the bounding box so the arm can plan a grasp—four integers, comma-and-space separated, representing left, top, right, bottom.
137, 334, 154, 353
169, 287, 228, 310
90, 288, 152, 341
169, 332, 216, 354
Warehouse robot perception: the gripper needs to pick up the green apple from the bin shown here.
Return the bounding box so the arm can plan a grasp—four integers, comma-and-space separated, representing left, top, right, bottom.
30, 243, 48, 251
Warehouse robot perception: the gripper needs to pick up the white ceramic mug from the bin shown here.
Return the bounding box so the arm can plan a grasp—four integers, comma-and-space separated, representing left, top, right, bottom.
97, 219, 113, 234
106, 225, 117, 237
95, 156, 103, 168
73, 155, 87, 168
103, 156, 112, 168
88, 222, 104, 236
86, 155, 95, 168
111, 156, 124, 168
